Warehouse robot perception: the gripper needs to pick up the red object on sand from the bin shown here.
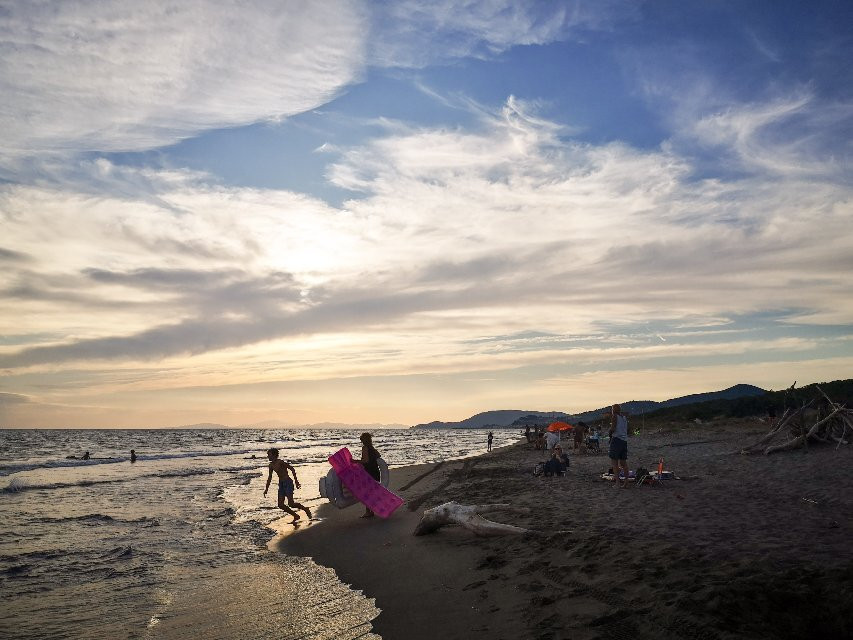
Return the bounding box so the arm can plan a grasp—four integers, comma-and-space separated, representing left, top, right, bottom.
658, 457, 664, 475
547, 421, 574, 432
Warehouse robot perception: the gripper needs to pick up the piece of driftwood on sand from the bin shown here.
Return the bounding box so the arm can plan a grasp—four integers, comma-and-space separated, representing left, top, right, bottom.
413, 501, 530, 536
740, 384, 852, 455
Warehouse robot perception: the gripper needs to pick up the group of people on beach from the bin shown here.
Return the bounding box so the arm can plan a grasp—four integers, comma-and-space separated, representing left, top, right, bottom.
263, 404, 633, 525
536, 404, 631, 487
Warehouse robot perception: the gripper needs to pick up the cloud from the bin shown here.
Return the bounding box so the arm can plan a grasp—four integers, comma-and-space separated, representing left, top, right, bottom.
0, 0, 367, 159
622, 31, 853, 181
1, 96, 851, 380
0, 392, 30, 405
0, 247, 31, 262
689, 93, 853, 178
0, 0, 635, 168
369, 0, 635, 67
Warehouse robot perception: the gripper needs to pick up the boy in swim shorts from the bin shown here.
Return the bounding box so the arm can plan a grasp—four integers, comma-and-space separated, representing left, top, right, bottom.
264, 448, 311, 522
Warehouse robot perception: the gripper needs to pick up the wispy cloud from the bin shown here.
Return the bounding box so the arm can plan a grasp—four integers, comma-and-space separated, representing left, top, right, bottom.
0, 1, 368, 161
369, 0, 635, 67
2, 96, 851, 377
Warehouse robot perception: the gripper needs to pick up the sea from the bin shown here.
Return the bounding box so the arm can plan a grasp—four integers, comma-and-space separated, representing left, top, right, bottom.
0, 428, 519, 640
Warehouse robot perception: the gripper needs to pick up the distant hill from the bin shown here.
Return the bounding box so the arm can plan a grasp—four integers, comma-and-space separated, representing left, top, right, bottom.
566, 384, 767, 424
413, 410, 570, 430
643, 379, 853, 422
413, 384, 767, 429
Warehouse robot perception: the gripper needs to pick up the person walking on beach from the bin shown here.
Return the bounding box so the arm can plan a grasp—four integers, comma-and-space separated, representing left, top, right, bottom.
487, 431, 494, 452
264, 448, 311, 522
609, 404, 630, 488
358, 433, 382, 519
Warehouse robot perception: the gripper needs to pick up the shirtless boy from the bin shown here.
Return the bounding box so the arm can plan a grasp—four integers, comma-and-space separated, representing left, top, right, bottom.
263, 448, 311, 521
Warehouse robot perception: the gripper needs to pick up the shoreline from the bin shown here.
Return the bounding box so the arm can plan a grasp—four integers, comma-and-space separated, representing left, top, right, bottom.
277, 441, 527, 639
278, 425, 853, 640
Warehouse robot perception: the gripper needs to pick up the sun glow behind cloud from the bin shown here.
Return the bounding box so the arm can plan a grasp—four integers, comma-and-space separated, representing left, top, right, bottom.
1, 1, 852, 427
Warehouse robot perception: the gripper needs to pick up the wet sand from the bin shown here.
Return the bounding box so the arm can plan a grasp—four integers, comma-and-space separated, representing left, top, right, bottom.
279, 422, 853, 640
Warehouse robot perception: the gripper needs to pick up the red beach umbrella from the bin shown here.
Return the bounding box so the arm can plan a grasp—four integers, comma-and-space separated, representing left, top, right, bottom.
547, 421, 573, 432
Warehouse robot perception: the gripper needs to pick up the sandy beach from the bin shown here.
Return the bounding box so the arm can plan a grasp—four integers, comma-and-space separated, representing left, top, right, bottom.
279, 421, 853, 640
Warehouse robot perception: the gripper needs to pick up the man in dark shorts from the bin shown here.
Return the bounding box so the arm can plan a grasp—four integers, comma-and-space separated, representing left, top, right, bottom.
609, 404, 629, 488
573, 421, 587, 451
264, 448, 311, 522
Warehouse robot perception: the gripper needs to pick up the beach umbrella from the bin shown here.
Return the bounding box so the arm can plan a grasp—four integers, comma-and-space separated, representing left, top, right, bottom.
547, 421, 573, 432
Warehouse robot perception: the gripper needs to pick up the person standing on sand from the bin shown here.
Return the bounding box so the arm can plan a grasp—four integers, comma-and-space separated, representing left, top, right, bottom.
487, 431, 494, 452
544, 428, 560, 457
573, 421, 586, 451
358, 433, 381, 519
609, 404, 630, 488
264, 448, 311, 522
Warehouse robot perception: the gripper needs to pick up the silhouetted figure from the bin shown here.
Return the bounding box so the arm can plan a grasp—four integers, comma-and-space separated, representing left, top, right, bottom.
82, 451, 90, 460
130, 450, 137, 463
358, 433, 381, 518
264, 448, 311, 522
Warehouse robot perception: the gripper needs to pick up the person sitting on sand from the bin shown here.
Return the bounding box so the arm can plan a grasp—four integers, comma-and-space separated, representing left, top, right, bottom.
543, 445, 570, 476
82, 451, 90, 460
264, 448, 311, 522
586, 427, 601, 453
609, 404, 630, 488
357, 432, 382, 518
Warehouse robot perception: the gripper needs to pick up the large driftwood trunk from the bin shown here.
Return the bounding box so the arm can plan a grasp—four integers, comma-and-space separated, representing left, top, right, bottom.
740, 384, 851, 456
413, 501, 530, 536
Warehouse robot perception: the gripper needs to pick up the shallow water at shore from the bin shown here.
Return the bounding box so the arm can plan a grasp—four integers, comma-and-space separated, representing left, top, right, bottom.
0, 428, 519, 639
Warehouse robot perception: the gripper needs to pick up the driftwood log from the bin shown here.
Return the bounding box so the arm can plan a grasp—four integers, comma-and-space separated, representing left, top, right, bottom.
413, 501, 530, 536
741, 384, 852, 456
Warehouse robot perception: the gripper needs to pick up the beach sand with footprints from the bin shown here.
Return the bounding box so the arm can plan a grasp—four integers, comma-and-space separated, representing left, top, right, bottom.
281, 420, 853, 640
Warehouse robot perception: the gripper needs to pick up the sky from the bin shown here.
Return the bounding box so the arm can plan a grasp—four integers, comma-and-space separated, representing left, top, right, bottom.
1, 1, 852, 428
